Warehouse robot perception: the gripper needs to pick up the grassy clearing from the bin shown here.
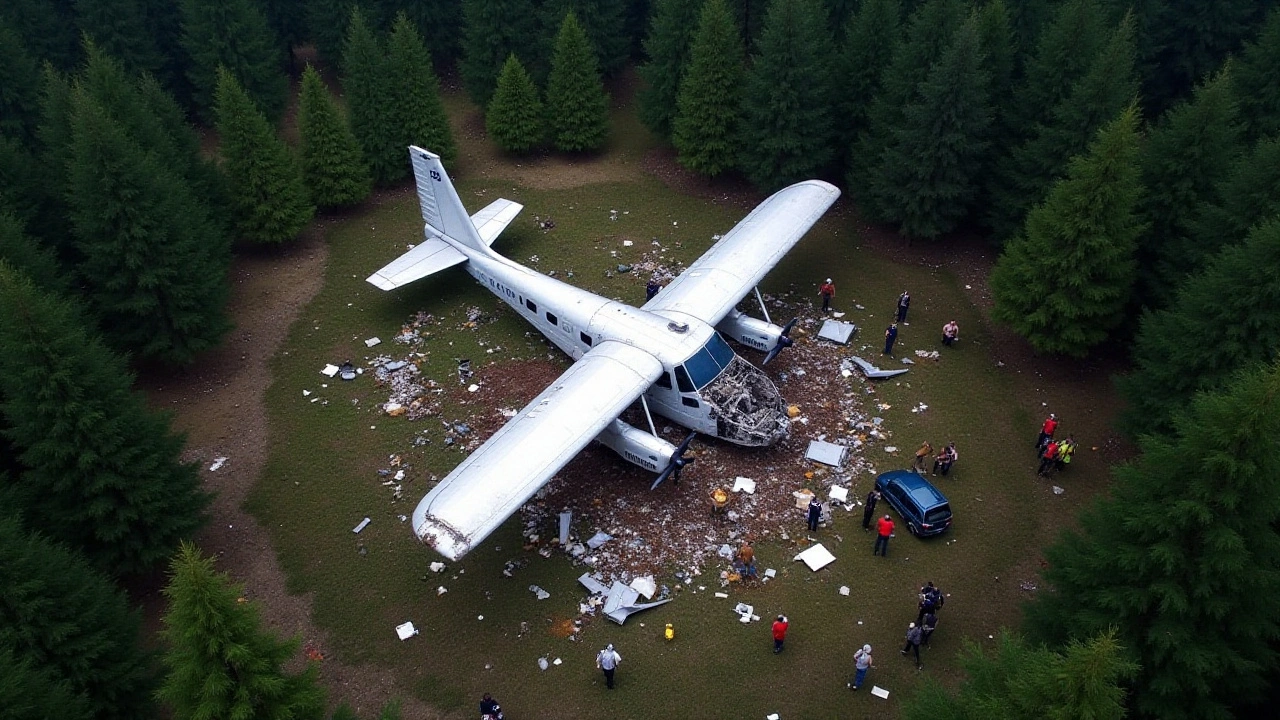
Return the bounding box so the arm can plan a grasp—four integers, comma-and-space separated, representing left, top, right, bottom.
248, 94, 1125, 719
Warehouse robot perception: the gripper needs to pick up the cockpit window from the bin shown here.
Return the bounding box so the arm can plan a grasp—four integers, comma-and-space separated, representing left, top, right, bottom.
681, 334, 736, 389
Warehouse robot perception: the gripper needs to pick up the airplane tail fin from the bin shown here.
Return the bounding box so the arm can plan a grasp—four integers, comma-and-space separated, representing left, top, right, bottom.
409, 146, 490, 255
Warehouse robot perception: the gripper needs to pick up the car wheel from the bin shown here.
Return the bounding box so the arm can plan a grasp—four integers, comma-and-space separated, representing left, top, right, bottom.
907, 522, 918, 536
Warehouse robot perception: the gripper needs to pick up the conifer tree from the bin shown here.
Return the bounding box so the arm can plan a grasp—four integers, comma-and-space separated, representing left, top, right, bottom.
990, 106, 1144, 357
1117, 218, 1280, 436
67, 62, 232, 364
306, 0, 356, 66
342, 7, 403, 185
1030, 360, 1280, 720
460, 0, 542, 105
1234, 6, 1280, 142
545, 12, 609, 152
0, 640, 92, 720
0, 265, 210, 572
180, 0, 287, 122
0, 20, 43, 142
387, 12, 456, 164
835, 0, 901, 154
671, 0, 744, 177
216, 68, 314, 244
0, 0, 81, 70
74, 0, 167, 81
298, 65, 371, 209
904, 631, 1135, 720
867, 16, 991, 239
158, 542, 325, 720
637, 0, 705, 140
486, 53, 544, 154
392, 0, 465, 72
1189, 137, 1280, 262
0, 514, 156, 720
542, 0, 630, 77
738, 0, 838, 192
0, 213, 66, 296
1136, 67, 1243, 309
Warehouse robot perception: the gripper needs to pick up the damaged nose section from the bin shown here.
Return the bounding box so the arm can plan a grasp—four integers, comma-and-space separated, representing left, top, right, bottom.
700, 356, 789, 446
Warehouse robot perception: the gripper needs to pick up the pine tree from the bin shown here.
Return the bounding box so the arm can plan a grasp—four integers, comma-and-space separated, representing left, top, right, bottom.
0, 19, 43, 142
1117, 218, 1280, 436
298, 65, 371, 209
460, 0, 542, 105
0, 265, 211, 572
306, 0, 356, 67
637, 0, 705, 140
671, 0, 744, 177
486, 53, 544, 154
545, 12, 609, 152
158, 542, 326, 720
216, 68, 315, 244
0, 513, 156, 720
180, 0, 287, 122
904, 631, 1136, 720
867, 16, 991, 239
737, 0, 838, 192
1030, 360, 1280, 720
387, 12, 456, 164
835, 0, 901, 155
1189, 137, 1280, 262
0, 213, 66, 296
1136, 67, 1243, 309
542, 0, 630, 77
0, 0, 81, 71
990, 106, 1145, 357
342, 7, 403, 185
390, 0, 465, 73
74, 0, 167, 81
1234, 6, 1280, 142
0, 639, 92, 720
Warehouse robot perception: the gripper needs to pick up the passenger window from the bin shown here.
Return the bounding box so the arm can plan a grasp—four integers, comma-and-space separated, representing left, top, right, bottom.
674, 366, 694, 393
580, 332, 592, 346
546, 312, 558, 325
681, 397, 699, 408
655, 372, 672, 389
526, 299, 537, 312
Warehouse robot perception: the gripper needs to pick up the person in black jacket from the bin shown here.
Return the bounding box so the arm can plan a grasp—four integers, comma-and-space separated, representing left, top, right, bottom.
480, 693, 503, 719
861, 489, 880, 531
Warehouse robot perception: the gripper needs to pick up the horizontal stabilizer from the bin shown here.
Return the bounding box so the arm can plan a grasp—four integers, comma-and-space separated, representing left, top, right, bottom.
471, 198, 523, 246
366, 237, 467, 290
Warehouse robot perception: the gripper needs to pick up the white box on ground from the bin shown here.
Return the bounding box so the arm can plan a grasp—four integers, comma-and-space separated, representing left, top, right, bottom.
829, 485, 849, 502
395, 622, 418, 640
794, 543, 837, 571
871, 686, 890, 699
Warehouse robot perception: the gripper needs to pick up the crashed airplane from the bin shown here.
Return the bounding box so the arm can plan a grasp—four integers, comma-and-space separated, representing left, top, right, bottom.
368, 147, 840, 560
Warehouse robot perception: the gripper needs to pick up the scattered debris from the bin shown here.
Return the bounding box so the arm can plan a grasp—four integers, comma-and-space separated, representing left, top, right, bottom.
845, 356, 909, 379
871, 686, 890, 699
794, 543, 836, 571
352, 517, 371, 533
839, 586, 850, 596
805, 440, 848, 467
208, 457, 228, 472
529, 585, 551, 600
829, 486, 849, 503
817, 319, 858, 344
1052, 486, 1065, 495
731, 476, 757, 494
910, 403, 928, 413
364, 337, 381, 347
395, 622, 418, 640
914, 350, 940, 360
320, 364, 339, 377
430, 561, 446, 573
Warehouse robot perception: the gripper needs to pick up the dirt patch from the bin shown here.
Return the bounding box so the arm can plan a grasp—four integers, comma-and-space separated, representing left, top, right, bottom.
135, 217, 441, 718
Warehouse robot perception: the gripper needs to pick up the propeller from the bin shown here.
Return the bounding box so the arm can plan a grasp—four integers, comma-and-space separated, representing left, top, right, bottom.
651, 432, 697, 490
762, 317, 799, 366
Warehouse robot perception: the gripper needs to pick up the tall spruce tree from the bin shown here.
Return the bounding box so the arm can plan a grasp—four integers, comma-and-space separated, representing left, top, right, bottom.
342, 7, 403, 185
216, 68, 314, 244
486, 54, 544, 154
541, 0, 630, 77
460, 0, 542, 105
1136, 67, 1243, 309
835, 0, 901, 156
387, 12, 456, 164
1189, 137, 1280, 263
389, 0, 465, 72
1029, 360, 1280, 720
306, 0, 356, 67
0, 265, 210, 572
67, 54, 232, 365
637, 0, 704, 140
180, 0, 287, 122
671, 0, 744, 177
545, 12, 609, 152
0, 213, 66, 296
1234, 6, 1280, 142
867, 16, 991, 239
298, 65, 370, 209
74, 0, 167, 82
1117, 218, 1280, 436
0, 639, 92, 720
990, 106, 1144, 357
737, 0, 838, 191
0, 0, 81, 71
0, 514, 155, 720
0, 20, 43, 142
904, 631, 1136, 720
158, 542, 325, 720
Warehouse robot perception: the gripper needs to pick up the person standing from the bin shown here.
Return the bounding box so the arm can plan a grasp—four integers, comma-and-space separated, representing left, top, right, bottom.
921, 612, 938, 648
480, 693, 504, 720
1036, 414, 1058, 452
913, 441, 933, 472
873, 514, 894, 557
897, 291, 911, 323
861, 489, 881, 531
1055, 435, 1076, 471
917, 590, 938, 625
848, 644, 874, 690
645, 278, 661, 301
819, 278, 836, 312
772, 615, 789, 653
941, 320, 959, 346
1038, 440, 1059, 476
735, 540, 757, 578
596, 643, 622, 689
806, 495, 823, 532
933, 442, 957, 476
901, 622, 924, 669
883, 323, 898, 355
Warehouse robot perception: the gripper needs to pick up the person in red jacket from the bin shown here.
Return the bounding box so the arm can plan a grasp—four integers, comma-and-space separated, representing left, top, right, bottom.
772, 615, 789, 653
873, 514, 895, 557
1036, 414, 1058, 452
1038, 440, 1059, 476
819, 279, 836, 312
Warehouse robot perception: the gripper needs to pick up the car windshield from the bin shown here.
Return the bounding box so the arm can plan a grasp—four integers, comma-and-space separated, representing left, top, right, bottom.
924, 505, 951, 523
681, 334, 736, 389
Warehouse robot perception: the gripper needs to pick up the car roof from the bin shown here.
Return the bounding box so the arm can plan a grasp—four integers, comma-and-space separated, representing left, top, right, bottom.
878, 470, 949, 510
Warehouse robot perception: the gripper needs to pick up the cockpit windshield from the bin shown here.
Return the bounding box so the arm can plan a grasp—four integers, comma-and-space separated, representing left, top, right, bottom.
681, 333, 737, 389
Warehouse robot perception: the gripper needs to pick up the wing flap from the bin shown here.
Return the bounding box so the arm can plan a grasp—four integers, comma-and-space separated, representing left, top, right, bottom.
411, 342, 663, 560
645, 180, 839, 324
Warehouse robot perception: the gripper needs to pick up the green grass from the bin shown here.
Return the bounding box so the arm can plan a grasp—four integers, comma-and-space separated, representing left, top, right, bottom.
247, 95, 1126, 719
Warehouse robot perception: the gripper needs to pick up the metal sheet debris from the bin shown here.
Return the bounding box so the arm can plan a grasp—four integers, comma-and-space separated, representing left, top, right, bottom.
629, 575, 657, 599
529, 585, 550, 600
732, 476, 757, 494
871, 686, 890, 699
558, 511, 572, 545
395, 622, 418, 640
829, 485, 849, 503
365, 337, 381, 347
430, 561, 446, 573
321, 364, 339, 377
805, 440, 848, 467
845, 356, 909, 379
352, 517, 371, 533
602, 580, 671, 624
839, 586, 850, 596
817, 320, 858, 344
578, 573, 610, 595
208, 457, 227, 471
794, 543, 836, 571
586, 532, 613, 549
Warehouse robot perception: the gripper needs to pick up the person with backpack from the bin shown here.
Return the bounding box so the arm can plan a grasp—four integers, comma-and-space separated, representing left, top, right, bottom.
848, 644, 874, 690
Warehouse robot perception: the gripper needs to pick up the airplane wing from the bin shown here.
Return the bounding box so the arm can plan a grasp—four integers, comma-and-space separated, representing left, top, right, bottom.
644, 180, 840, 324
411, 341, 663, 560
366, 199, 524, 291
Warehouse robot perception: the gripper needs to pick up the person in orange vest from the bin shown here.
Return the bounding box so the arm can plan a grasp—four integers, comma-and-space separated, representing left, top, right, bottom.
819, 278, 835, 312
1036, 414, 1058, 452
772, 615, 789, 653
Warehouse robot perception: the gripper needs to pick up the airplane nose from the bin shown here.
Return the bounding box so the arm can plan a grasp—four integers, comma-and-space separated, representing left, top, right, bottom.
702, 356, 789, 446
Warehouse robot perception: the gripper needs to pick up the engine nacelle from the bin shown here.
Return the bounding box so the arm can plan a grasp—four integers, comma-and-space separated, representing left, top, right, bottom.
716, 309, 783, 353
594, 419, 678, 472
